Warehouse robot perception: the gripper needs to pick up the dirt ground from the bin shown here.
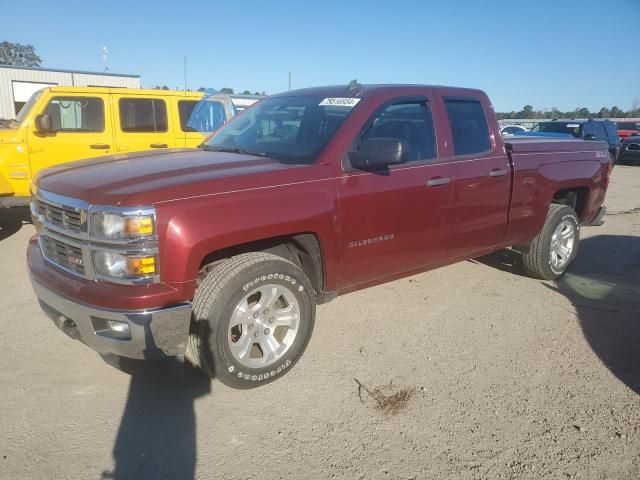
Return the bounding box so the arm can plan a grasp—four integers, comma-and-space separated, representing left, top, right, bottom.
1, 167, 638, 480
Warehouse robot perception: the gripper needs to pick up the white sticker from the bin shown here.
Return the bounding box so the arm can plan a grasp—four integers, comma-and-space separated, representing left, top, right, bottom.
319, 98, 361, 107
566, 124, 580, 128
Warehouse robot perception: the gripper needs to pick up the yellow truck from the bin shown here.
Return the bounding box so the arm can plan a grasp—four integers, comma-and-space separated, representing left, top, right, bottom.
0, 87, 257, 206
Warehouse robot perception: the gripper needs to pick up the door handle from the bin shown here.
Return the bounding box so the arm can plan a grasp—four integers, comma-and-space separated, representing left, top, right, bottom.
489, 169, 508, 177
426, 177, 451, 187
90, 144, 110, 149
150, 143, 168, 148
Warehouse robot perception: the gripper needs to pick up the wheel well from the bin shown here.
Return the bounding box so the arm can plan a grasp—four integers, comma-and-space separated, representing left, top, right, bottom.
198, 233, 325, 297
552, 187, 589, 220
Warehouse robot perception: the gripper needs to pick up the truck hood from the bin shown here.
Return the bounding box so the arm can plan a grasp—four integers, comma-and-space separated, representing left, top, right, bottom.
0, 127, 25, 144
36, 148, 300, 206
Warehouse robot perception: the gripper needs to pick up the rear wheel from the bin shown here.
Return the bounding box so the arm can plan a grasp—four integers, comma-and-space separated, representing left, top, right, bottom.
521, 204, 580, 280
189, 252, 316, 388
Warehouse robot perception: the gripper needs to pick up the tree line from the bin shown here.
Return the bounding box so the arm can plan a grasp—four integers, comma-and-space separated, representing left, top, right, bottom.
497, 104, 640, 120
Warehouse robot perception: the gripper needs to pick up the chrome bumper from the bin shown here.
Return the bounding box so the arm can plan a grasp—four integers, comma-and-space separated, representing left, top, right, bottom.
30, 277, 192, 360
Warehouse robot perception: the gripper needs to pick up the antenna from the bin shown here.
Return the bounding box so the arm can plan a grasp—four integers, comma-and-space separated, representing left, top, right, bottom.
288, 72, 291, 91
102, 46, 109, 73
183, 56, 187, 91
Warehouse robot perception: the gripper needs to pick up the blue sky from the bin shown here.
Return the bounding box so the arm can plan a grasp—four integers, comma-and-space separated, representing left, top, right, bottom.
1, 0, 638, 112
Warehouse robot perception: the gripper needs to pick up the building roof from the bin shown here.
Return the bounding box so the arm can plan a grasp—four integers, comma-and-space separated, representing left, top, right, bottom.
0, 64, 140, 78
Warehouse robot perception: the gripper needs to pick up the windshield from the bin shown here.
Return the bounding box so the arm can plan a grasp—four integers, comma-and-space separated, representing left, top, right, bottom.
15, 89, 45, 124
531, 122, 581, 137
616, 122, 640, 130
203, 95, 358, 164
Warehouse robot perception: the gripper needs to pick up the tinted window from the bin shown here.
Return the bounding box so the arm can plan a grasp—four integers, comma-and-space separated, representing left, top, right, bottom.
444, 99, 491, 155
616, 122, 640, 130
532, 122, 581, 137
582, 122, 595, 137
604, 122, 618, 139
119, 98, 167, 132
179, 99, 227, 132
361, 101, 436, 162
594, 123, 607, 140
205, 95, 355, 164
44, 97, 104, 132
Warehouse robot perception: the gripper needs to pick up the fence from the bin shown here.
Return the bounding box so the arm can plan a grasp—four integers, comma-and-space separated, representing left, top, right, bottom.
499, 118, 640, 129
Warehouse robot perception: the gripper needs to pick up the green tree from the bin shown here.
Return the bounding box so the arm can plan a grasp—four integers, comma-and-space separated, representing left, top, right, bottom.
0, 41, 41, 67
597, 107, 610, 118
220, 87, 234, 94
197, 87, 206, 92
610, 106, 623, 118
241, 90, 251, 95
575, 107, 590, 118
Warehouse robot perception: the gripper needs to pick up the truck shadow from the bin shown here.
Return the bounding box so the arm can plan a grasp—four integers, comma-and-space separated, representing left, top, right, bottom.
0, 207, 30, 242
101, 324, 213, 480
477, 235, 640, 394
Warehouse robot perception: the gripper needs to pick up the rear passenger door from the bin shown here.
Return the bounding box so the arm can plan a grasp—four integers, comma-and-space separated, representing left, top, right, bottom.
112, 95, 175, 154
441, 97, 511, 258
176, 98, 229, 148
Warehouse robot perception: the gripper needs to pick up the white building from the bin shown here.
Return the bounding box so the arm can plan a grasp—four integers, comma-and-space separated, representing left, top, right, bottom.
0, 65, 140, 120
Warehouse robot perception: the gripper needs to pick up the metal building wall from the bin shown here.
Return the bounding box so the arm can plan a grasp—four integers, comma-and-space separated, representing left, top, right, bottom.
0, 66, 140, 119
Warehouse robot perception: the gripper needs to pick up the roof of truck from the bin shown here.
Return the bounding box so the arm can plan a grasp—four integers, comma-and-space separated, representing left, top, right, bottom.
272, 84, 485, 98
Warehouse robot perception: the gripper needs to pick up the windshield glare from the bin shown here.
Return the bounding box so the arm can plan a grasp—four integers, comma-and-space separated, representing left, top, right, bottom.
16, 89, 44, 124
204, 95, 356, 164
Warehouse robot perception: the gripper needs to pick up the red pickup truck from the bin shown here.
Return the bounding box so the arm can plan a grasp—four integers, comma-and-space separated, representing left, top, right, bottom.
28, 84, 611, 388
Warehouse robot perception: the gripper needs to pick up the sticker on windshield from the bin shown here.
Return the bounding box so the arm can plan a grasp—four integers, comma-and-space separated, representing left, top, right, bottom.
319, 98, 361, 107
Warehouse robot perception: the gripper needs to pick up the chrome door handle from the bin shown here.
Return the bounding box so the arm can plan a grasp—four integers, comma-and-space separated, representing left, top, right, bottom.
426, 177, 451, 187
90, 144, 110, 149
489, 169, 508, 177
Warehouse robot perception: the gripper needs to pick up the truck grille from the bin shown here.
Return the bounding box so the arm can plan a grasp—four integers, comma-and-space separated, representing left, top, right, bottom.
33, 199, 84, 234
40, 234, 86, 276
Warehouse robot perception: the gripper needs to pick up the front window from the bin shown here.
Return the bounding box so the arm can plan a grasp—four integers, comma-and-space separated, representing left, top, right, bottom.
15, 89, 45, 124
203, 95, 358, 164
43, 97, 105, 132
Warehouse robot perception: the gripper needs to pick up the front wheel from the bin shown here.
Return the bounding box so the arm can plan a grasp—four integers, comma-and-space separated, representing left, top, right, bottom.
189, 252, 316, 389
521, 204, 580, 280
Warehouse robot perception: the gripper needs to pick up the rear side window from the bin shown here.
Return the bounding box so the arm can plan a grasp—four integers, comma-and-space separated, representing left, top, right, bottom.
604, 122, 618, 139
43, 97, 104, 132
444, 99, 491, 155
594, 123, 607, 140
178, 99, 227, 132
119, 98, 168, 132
361, 100, 437, 162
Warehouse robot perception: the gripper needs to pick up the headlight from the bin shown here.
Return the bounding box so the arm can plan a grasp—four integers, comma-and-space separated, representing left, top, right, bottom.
91, 210, 155, 239
93, 251, 158, 279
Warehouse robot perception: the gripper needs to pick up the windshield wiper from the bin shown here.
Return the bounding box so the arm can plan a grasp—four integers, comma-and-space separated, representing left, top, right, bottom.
199, 144, 267, 157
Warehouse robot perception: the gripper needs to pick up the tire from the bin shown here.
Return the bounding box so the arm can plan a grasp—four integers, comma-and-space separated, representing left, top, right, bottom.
521, 204, 580, 280
189, 252, 316, 389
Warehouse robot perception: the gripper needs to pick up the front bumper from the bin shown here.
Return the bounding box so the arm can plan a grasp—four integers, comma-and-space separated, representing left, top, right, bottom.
30, 276, 192, 360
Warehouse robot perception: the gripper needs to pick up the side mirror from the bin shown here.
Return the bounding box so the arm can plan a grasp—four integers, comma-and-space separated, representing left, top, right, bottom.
349, 137, 409, 170
628, 143, 640, 151
35, 114, 52, 133
584, 134, 596, 140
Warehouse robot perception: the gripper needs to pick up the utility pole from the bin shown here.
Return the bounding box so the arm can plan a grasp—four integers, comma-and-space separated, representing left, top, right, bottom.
183, 56, 187, 91
102, 47, 109, 73
288, 72, 291, 91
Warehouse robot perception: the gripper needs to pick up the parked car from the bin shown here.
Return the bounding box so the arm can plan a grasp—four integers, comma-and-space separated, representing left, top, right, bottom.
523, 119, 619, 161
615, 121, 640, 140
617, 135, 640, 165
28, 84, 611, 388
500, 124, 527, 135
0, 87, 259, 207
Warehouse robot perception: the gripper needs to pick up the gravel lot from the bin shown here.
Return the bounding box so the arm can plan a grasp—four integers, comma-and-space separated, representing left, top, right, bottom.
1, 167, 638, 480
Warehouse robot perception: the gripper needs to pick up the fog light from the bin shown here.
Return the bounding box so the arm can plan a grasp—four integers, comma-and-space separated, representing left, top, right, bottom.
108, 320, 130, 335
